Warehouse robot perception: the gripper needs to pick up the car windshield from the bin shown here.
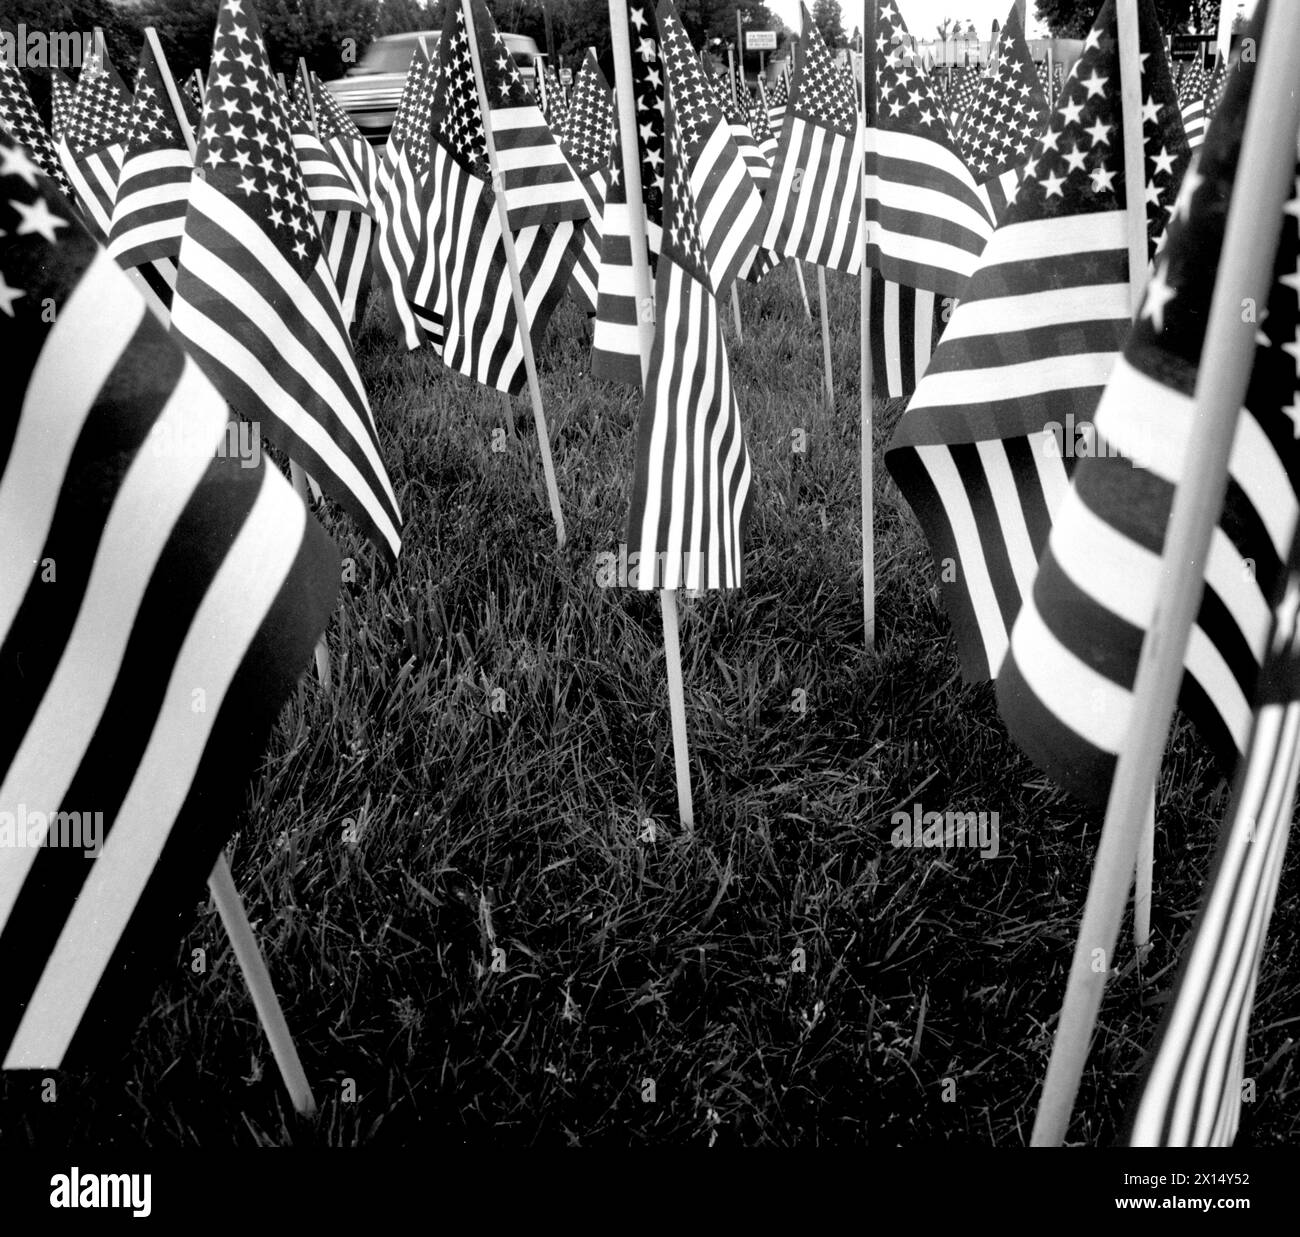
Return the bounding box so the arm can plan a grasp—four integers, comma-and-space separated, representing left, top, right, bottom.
355, 34, 437, 74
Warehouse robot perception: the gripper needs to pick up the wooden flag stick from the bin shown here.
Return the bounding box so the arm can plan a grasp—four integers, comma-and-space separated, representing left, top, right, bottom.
860, 14, 876, 651
794, 260, 812, 318
1133, 789, 1155, 957
208, 854, 317, 1115
1116, 0, 1156, 950
461, 0, 566, 549
610, 0, 693, 831
730, 282, 743, 341
296, 56, 319, 134
1030, 0, 1300, 1146
817, 266, 833, 405
146, 28, 194, 153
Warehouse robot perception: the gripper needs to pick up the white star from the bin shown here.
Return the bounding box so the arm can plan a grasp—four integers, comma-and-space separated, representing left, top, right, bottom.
0, 145, 41, 187
1041, 168, 1065, 198
1141, 96, 1161, 125
1142, 263, 1177, 331
1080, 70, 1108, 98
1090, 163, 1116, 194
1059, 96, 1084, 127
11, 195, 66, 243
0, 272, 24, 316
1085, 117, 1111, 147
1151, 146, 1176, 177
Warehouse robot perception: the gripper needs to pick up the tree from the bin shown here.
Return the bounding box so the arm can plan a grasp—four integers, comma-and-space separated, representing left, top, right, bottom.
811, 0, 845, 50
4, 0, 145, 117
1034, 0, 1200, 37
131, 0, 380, 81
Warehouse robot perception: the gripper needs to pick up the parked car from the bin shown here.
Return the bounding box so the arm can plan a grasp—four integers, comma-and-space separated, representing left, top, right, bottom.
325, 30, 544, 145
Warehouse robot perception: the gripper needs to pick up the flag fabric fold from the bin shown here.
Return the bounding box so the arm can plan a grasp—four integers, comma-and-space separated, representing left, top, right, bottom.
625, 91, 753, 592
0, 53, 73, 196
863, 1, 993, 295
761, 2, 864, 275
995, 20, 1300, 804
171, 0, 403, 563
0, 129, 339, 1069
1127, 528, 1300, 1146
884, 0, 1189, 684
655, 0, 763, 292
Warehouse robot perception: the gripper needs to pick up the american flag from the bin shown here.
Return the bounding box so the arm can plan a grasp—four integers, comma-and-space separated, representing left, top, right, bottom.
749, 82, 779, 164
49, 67, 76, 142
171, 0, 403, 563
656, 0, 762, 290
766, 65, 788, 136
995, 36, 1299, 804
0, 131, 339, 1069
870, 271, 949, 400
884, 0, 1189, 683
184, 68, 204, 112
591, 3, 666, 387
954, 5, 1049, 226
625, 90, 753, 592
282, 78, 369, 216
0, 53, 73, 195
301, 68, 378, 205
1207, 61, 1228, 117
1128, 534, 1300, 1146
555, 48, 614, 315
106, 38, 194, 288
540, 60, 567, 129
762, 3, 863, 275
945, 64, 981, 131
55, 46, 133, 242
374, 42, 438, 349
864, 2, 993, 296
1179, 57, 1208, 150
705, 54, 769, 192
409, 3, 578, 394
286, 65, 373, 332
472, 0, 588, 231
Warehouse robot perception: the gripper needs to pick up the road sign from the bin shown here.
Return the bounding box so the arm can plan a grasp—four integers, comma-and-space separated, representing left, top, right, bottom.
745, 30, 777, 51
1170, 33, 1215, 60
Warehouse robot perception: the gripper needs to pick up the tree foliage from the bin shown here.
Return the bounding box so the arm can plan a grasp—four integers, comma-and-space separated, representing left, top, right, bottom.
811, 0, 845, 50
1034, 0, 1201, 38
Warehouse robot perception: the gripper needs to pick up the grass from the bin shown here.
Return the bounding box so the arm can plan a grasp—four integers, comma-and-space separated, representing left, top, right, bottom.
3, 263, 1298, 1148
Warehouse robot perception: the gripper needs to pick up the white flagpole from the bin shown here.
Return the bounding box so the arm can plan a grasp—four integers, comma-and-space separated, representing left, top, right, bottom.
861, 14, 875, 651
1116, 0, 1155, 953
208, 855, 317, 1114
609, 0, 693, 831
794, 261, 813, 318
817, 266, 833, 404
731, 282, 744, 340
1031, 0, 1300, 1145
460, 0, 567, 550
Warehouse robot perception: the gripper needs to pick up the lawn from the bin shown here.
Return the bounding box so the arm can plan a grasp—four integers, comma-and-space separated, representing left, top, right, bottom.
4, 262, 1297, 1147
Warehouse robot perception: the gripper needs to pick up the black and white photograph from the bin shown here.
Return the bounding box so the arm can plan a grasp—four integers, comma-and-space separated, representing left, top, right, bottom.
0, 0, 1293, 1213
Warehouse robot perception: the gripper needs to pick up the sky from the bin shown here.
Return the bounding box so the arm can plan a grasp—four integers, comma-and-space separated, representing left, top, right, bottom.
762, 0, 1257, 42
